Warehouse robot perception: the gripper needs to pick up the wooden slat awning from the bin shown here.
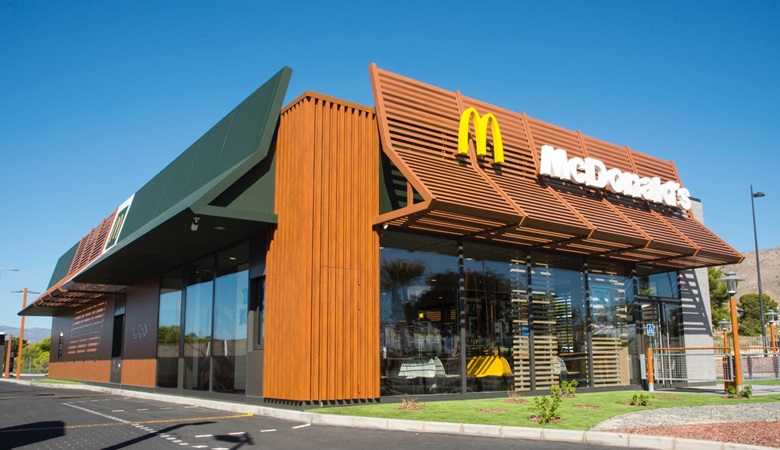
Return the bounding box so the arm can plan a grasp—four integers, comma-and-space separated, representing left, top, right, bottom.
370, 64, 743, 269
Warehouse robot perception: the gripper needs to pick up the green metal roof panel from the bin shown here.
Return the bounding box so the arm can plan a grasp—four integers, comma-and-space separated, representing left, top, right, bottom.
118, 66, 292, 244
47, 243, 78, 289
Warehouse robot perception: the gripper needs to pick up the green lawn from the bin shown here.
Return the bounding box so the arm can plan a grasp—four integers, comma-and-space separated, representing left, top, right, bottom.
309, 390, 780, 430
31, 378, 84, 385
718, 379, 780, 386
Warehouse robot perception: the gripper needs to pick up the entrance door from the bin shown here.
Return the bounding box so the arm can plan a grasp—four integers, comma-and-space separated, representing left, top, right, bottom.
637, 301, 683, 387
111, 300, 126, 384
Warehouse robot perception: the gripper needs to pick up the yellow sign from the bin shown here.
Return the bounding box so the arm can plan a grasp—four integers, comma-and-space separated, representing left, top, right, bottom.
457, 107, 504, 164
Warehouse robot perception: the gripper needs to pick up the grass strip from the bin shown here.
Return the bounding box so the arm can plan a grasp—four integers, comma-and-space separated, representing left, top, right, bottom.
309, 390, 780, 430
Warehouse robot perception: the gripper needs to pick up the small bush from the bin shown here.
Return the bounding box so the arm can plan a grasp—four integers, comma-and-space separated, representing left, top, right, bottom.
726, 384, 739, 397
549, 383, 562, 399
561, 380, 578, 397
531, 395, 562, 423
628, 393, 652, 406
740, 385, 753, 398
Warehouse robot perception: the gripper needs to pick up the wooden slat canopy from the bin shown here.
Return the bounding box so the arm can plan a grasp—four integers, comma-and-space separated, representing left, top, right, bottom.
370, 64, 743, 269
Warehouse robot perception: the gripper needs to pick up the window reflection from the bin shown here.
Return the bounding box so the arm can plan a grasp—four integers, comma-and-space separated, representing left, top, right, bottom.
157, 270, 182, 388
183, 257, 214, 391
213, 243, 249, 394
380, 245, 460, 395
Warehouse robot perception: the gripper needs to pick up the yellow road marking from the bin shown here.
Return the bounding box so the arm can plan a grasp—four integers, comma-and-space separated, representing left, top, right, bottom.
69, 413, 254, 429
0, 413, 253, 433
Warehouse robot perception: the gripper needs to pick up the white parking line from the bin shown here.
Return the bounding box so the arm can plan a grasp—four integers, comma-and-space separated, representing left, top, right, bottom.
112, 410, 125, 412
137, 408, 149, 411
228, 432, 245, 435
195, 434, 213, 438
191, 446, 208, 449
261, 429, 277, 433
292, 423, 311, 429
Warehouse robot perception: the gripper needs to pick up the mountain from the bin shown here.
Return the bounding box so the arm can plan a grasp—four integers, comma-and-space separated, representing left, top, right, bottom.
721, 245, 780, 303
0, 326, 51, 343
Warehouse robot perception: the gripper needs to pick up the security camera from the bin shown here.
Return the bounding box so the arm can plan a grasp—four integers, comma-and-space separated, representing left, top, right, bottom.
191, 217, 200, 231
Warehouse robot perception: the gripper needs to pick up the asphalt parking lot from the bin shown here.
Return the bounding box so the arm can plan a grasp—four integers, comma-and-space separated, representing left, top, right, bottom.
0, 381, 620, 450
0, 384, 314, 449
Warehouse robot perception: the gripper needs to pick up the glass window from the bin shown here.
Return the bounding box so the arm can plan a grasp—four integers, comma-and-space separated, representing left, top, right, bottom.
183, 257, 214, 391
379, 238, 459, 396
212, 243, 249, 394
157, 270, 182, 388
529, 253, 585, 390
587, 261, 631, 387
636, 268, 680, 299
463, 243, 522, 393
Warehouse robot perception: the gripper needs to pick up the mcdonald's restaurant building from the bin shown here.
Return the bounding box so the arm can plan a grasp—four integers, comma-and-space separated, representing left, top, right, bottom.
23, 64, 743, 404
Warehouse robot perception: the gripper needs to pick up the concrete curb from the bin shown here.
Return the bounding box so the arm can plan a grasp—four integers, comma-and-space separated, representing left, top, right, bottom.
1, 379, 775, 450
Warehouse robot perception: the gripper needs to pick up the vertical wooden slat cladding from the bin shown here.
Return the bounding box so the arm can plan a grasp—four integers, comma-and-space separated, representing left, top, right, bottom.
121, 359, 156, 387
265, 93, 379, 402
48, 361, 110, 383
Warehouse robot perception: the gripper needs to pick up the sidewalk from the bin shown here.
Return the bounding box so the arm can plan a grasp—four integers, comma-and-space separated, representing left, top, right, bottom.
1, 378, 776, 450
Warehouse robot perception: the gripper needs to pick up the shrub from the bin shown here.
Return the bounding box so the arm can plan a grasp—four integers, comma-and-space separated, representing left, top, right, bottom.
531, 395, 562, 423
561, 380, 578, 397
726, 384, 739, 397
628, 393, 651, 406
740, 385, 753, 398
549, 383, 562, 399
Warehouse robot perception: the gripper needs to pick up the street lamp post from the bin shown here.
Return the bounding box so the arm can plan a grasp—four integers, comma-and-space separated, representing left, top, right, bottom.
750, 186, 766, 347
719, 272, 744, 390
11, 288, 40, 380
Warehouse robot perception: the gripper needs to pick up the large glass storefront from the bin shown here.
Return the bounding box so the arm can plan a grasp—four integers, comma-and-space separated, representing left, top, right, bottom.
379, 232, 682, 395
156, 242, 249, 394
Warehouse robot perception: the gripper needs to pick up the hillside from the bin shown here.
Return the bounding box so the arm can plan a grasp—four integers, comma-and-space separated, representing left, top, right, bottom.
0, 326, 51, 343
721, 245, 780, 302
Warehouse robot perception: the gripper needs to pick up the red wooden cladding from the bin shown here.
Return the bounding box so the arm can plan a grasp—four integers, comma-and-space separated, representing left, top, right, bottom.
264, 92, 380, 402
370, 64, 743, 268
69, 212, 115, 275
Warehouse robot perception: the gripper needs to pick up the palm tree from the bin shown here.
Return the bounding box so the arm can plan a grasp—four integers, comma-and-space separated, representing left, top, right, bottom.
380, 259, 426, 321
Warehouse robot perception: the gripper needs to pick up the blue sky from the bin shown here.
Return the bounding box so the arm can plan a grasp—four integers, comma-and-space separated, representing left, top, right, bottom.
1, 1, 779, 328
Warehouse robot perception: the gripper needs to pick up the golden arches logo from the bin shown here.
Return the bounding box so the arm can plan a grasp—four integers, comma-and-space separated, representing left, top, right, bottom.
457, 107, 504, 164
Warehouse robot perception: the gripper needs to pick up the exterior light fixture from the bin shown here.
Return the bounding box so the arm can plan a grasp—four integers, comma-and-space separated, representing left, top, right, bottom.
191, 217, 200, 231
750, 186, 766, 347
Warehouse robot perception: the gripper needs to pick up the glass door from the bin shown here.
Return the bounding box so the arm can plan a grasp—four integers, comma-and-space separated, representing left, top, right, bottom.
637, 301, 683, 388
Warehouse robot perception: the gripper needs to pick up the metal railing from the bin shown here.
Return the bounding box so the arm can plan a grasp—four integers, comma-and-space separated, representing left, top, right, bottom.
646, 346, 780, 389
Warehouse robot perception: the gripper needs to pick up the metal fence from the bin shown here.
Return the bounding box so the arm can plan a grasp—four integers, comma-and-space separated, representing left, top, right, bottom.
647, 347, 780, 386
